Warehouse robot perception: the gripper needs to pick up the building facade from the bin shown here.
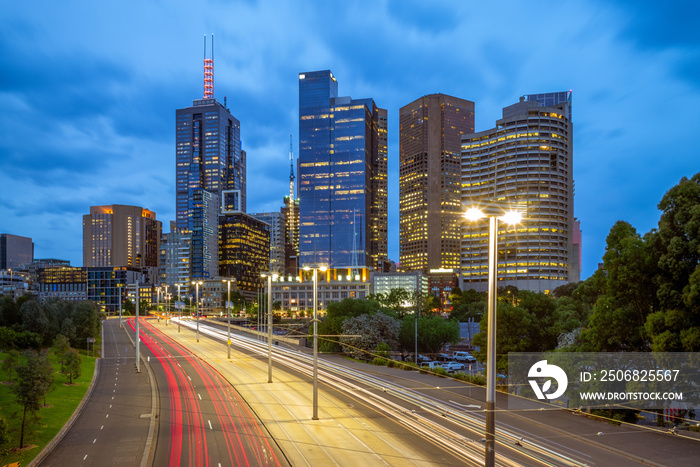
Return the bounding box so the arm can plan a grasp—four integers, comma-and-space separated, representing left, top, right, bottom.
399, 94, 475, 273
189, 188, 219, 279
251, 211, 286, 274
281, 196, 299, 275
160, 223, 192, 291
83, 205, 162, 269
271, 267, 370, 315
37, 266, 87, 302
369, 270, 429, 299
460, 94, 579, 293
175, 97, 245, 230
0, 233, 34, 269
298, 70, 388, 270
218, 213, 270, 301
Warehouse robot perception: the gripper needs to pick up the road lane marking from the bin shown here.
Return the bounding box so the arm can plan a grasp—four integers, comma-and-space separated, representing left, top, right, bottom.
84, 455, 88, 460
101, 426, 103, 430
187, 375, 191, 381
109, 405, 112, 408
208, 420, 213, 430
198, 394, 202, 400
106, 414, 109, 418
93, 439, 96, 443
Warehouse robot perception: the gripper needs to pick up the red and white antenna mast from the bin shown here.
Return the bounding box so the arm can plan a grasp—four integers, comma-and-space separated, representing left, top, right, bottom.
203, 34, 214, 99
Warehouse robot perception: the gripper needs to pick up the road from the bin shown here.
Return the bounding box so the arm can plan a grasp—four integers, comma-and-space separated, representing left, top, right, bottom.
130, 317, 288, 467
39, 319, 152, 466
180, 317, 700, 466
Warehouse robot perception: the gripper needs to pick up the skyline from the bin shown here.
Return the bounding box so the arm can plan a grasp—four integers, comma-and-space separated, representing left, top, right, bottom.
1, 0, 699, 280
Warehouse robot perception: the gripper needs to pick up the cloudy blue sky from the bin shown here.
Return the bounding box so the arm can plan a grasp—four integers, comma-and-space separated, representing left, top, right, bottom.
1, 0, 698, 280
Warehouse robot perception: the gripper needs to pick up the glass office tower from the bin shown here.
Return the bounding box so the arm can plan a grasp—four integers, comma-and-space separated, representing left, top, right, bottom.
298, 70, 387, 270
175, 98, 245, 231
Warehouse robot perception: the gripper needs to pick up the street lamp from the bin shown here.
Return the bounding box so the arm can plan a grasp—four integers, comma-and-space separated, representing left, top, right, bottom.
193, 281, 203, 342
177, 284, 181, 333
135, 282, 141, 373
303, 264, 327, 420
261, 272, 279, 383
163, 284, 170, 326
464, 203, 523, 467
118, 283, 123, 328
223, 278, 235, 359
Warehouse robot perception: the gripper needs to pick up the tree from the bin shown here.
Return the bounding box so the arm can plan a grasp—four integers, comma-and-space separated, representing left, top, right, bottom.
52, 334, 71, 374
318, 298, 380, 352
340, 312, 399, 360
1, 349, 20, 383
20, 300, 51, 345
0, 295, 20, 328
398, 315, 460, 357
0, 416, 9, 455
12, 350, 54, 448
71, 301, 100, 348
63, 348, 82, 384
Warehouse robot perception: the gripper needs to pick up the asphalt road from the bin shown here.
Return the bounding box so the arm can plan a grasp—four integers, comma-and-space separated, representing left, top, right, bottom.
132, 318, 288, 467
39, 319, 152, 466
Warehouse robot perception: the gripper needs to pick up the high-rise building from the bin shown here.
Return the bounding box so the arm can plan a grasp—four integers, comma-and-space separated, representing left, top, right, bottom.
251, 211, 286, 273
281, 196, 299, 275
218, 213, 270, 300
460, 94, 579, 292
189, 188, 219, 279
160, 222, 192, 290
175, 98, 245, 230
0, 233, 34, 269
83, 205, 162, 270
298, 70, 387, 270
399, 94, 475, 273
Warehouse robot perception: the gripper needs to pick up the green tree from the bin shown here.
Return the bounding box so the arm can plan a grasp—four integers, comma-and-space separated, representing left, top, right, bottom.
0, 295, 20, 327
52, 334, 71, 374
2, 349, 20, 383
0, 416, 10, 455
398, 315, 460, 357
63, 348, 82, 384
71, 301, 101, 348
20, 300, 51, 345
12, 350, 54, 448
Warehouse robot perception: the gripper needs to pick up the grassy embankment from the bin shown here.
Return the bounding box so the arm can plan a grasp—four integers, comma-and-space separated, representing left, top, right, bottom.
0, 341, 99, 467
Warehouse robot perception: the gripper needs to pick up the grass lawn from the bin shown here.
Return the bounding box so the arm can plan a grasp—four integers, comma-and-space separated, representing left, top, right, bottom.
0, 346, 98, 467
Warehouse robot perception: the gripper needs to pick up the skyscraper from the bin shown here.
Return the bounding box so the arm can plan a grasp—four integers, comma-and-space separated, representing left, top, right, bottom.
399, 94, 475, 272
219, 213, 270, 300
0, 233, 34, 269
251, 211, 286, 273
175, 97, 245, 230
189, 188, 219, 279
298, 70, 387, 270
460, 93, 579, 292
82, 205, 162, 269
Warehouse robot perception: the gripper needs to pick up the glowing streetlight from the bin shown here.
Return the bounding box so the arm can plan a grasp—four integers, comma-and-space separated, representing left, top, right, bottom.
463, 202, 524, 467
261, 272, 279, 383
303, 264, 328, 420
192, 281, 203, 342
223, 278, 235, 359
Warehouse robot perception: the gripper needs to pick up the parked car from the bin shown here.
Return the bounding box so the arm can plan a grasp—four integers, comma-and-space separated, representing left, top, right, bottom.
453, 351, 477, 363
435, 353, 451, 362
441, 362, 465, 372
419, 361, 443, 370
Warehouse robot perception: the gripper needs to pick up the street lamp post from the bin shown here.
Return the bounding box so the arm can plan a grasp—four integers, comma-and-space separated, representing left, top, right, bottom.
118, 284, 123, 328
304, 264, 327, 420
177, 284, 181, 333
135, 283, 141, 373
223, 278, 234, 359
464, 204, 523, 467
164, 284, 169, 326
193, 281, 203, 342
261, 272, 278, 383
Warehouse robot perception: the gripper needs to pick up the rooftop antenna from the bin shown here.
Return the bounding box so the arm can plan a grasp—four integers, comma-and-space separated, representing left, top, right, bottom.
203, 34, 214, 99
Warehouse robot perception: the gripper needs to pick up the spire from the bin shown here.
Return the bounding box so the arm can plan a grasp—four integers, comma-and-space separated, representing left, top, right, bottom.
203, 34, 214, 99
